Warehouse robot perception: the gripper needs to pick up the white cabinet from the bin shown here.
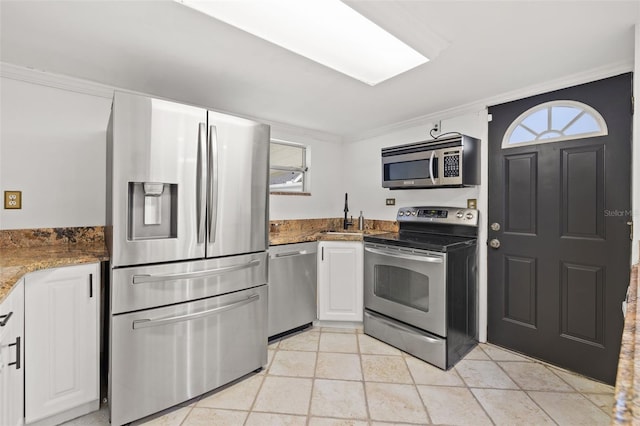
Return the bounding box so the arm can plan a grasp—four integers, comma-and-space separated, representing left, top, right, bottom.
25, 263, 100, 426
1, 278, 24, 426
317, 241, 363, 322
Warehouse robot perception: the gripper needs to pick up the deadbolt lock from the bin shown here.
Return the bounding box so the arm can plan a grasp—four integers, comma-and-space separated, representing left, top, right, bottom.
490, 222, 501, 231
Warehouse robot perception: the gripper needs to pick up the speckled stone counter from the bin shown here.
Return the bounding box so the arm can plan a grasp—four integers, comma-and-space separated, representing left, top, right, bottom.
269, 218, 397, 246
0, 227, 109, 304
612, 264, 639, 425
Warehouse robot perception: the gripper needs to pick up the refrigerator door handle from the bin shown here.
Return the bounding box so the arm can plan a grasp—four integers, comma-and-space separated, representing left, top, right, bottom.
132, 259, 260, 284
196, 122, 207, 244
132, 294, 260, 329
208, 124, 219, 244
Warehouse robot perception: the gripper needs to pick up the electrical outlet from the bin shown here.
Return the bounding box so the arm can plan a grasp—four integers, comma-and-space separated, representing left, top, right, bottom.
4, 191, 22, 209
386, 198, 396, 206
431, 120, 442, 137
467, 198, 477, 209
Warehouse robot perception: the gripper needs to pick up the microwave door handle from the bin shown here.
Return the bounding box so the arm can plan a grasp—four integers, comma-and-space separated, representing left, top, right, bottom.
196, 123, 207, 244
364, 247, 443, 263
208, 125, 219, 244
429, 150, 436, 185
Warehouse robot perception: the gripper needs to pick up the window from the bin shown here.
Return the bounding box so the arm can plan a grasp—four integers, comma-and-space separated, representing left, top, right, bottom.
270, 139, 309, 194
502, 100, 607, 149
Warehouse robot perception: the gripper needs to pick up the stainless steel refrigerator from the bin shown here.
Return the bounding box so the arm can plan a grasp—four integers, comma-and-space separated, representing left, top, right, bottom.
106, 91, 269, 426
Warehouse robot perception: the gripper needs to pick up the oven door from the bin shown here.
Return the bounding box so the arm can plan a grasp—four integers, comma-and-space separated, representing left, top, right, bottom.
364, 243, 446, 336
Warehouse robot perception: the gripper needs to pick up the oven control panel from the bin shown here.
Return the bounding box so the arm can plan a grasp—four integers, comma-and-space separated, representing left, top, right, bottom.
397, 206, 478, 226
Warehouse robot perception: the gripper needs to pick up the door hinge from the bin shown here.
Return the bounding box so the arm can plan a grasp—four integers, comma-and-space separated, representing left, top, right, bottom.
631, 95, 635, 115
627, 221, 633, 240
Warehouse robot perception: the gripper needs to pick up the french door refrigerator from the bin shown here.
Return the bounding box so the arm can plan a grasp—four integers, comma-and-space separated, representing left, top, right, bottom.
106, 91, 269, 426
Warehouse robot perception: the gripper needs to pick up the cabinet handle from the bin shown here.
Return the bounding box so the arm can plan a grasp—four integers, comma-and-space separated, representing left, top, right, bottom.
0, 311, 13, 327
9, 336, 21, 370
321, 247, 324, 261
89, 273, 93, 298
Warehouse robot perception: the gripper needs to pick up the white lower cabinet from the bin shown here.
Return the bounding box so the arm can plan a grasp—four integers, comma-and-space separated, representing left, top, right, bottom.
0, 278, 25, 426
317, 241, 364, 322
25, 263, 100, 426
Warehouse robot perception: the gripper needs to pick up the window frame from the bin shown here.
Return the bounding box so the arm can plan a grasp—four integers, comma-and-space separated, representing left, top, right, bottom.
501, 100, 608, 149
269, 138, 311, 195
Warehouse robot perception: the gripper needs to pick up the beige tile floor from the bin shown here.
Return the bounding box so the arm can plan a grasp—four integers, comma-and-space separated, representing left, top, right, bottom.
66, 326, 614, 426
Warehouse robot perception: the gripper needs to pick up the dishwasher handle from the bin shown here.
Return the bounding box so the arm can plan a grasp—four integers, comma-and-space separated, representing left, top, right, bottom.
365, 246, 443, 263
271, 250, 311, 258
132, 293, 260, 329
132, 259, 260, 284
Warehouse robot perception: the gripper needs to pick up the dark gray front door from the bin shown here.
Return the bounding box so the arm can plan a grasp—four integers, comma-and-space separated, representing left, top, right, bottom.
487, 73, 632, 385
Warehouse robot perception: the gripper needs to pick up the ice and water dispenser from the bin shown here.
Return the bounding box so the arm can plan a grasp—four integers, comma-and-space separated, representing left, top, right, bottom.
127, 182, 178, 240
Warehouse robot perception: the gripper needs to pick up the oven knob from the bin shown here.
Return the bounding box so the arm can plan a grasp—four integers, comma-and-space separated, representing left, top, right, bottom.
465, 212, 474, 220
412, 211, 417, 216
456, 211, 464, 218
399, 211, 404, 216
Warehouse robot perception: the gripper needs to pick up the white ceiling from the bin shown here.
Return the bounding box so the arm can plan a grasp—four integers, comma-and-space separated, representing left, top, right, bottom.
1, 1, 638, 138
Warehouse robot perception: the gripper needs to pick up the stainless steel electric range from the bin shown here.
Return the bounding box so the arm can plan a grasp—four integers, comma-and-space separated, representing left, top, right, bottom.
363, 206, 478, 370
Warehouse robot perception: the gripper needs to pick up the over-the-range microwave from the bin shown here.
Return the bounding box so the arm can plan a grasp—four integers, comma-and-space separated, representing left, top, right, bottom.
381, 134, 480, 189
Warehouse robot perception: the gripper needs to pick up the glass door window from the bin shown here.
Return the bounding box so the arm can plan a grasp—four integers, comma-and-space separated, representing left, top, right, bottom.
374, 265, 429, 312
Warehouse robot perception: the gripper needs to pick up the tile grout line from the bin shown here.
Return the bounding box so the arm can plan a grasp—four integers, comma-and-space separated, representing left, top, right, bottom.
401, 351, 433, 425
356, 329, 374, 424
305, 334, 321, 426
461, 345, 499, 426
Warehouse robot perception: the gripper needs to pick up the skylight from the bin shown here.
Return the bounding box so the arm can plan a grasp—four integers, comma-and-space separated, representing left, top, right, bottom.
176, 0, 429, 86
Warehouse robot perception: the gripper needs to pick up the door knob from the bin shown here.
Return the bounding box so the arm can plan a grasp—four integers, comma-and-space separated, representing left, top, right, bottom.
489, 239, 501, 249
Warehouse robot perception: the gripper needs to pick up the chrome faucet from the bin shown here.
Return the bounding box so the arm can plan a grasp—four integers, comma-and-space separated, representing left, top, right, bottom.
343, 192, 353, 229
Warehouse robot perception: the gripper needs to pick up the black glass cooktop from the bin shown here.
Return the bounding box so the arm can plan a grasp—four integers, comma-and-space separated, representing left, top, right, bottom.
364, 231, 476, 252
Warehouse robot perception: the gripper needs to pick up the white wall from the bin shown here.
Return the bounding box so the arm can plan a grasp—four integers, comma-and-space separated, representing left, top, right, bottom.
268, 125, 343, 220
0, 65, 343, 229
0, 77, 111, 229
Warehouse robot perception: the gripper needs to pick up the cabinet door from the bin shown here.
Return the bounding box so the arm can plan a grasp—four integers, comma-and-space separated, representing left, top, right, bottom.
25, 263, 100, 424
1, 279, 24, 426
317, 242, 363, 322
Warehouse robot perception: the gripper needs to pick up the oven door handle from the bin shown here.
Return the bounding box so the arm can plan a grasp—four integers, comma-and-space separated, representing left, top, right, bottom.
365, 247, 443, 263
132, 293, 260, 329
132, 259, 260, 284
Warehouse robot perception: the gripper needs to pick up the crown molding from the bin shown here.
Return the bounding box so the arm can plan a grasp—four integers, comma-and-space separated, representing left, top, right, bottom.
0, 62, 114, 99
2, 59, 633, 143
346, 59, 634, 143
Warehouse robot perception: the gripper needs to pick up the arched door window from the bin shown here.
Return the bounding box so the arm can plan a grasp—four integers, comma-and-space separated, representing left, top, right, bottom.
502, 100, 607, 149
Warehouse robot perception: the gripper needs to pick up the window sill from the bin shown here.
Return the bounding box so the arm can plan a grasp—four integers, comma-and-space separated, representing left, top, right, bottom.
270, 191, 311, 196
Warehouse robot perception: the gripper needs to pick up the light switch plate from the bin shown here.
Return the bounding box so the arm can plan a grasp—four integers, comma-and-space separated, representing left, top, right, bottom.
4, 191, 22, 209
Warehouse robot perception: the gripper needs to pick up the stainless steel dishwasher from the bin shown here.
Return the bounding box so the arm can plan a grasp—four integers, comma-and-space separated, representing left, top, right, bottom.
268, 242, 317, 338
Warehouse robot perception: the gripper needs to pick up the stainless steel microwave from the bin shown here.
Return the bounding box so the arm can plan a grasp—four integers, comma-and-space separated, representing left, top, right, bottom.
381, 134, 480, 189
